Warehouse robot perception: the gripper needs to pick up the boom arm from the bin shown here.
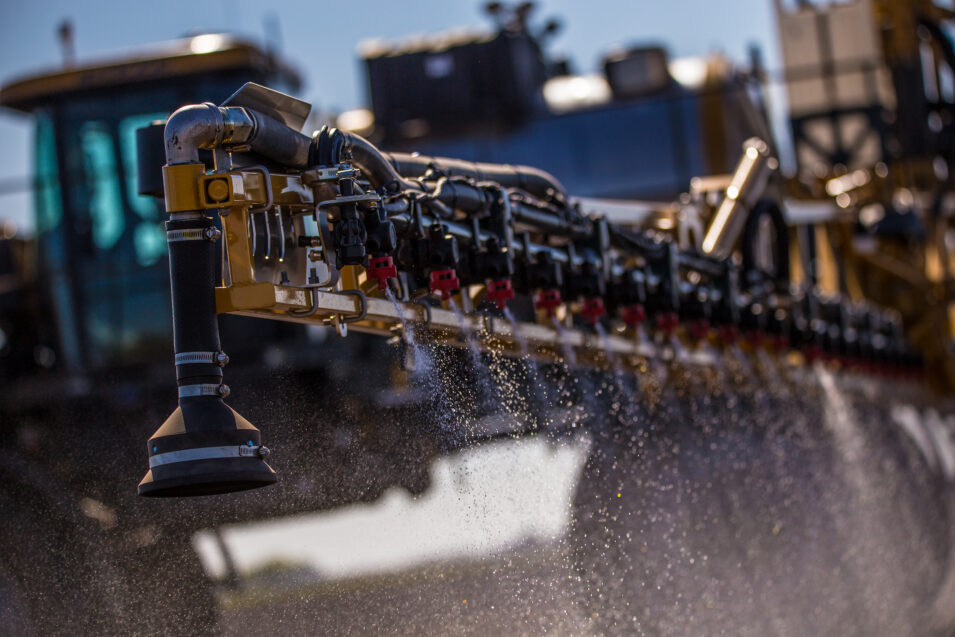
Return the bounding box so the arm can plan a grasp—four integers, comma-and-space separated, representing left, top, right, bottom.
137, 83, 920, 498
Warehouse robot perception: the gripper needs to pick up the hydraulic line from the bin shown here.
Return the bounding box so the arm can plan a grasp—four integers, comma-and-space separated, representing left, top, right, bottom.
382, 152, 567, 201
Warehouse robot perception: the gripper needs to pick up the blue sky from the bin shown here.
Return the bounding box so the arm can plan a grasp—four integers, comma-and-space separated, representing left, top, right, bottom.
0, 0, 779, 232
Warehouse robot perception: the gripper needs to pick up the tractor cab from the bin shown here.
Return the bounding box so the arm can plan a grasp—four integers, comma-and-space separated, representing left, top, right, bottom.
0, 34, 300, 373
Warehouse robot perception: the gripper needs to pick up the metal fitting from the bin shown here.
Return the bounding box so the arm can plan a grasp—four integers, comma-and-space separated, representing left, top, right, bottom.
701, 137, 773, 260
164, 103, 256, 165
203, 227, 222, 242
221, 106, 255, 146
164, 102, 224, 165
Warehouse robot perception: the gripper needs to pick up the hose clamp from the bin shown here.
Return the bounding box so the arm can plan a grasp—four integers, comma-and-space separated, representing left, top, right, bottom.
148, 444, 270, 468
178, 383, 230, 399
166, 227, 221, 243
175, 351, 229, 367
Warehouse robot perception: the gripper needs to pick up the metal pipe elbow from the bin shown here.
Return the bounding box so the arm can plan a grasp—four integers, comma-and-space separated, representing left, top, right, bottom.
164, 102, 225, 165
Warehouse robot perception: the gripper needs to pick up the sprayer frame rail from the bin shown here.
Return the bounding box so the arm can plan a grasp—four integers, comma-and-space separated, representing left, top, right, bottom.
227, 287, 717, 368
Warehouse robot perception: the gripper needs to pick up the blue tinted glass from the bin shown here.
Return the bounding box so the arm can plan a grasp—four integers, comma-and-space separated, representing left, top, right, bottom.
79, 121, 124, 250
133, 220, 166, 267
33, 114, 62, 234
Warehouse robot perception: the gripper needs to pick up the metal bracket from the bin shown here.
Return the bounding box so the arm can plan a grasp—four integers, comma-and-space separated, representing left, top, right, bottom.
337, 289, 368, 324
246, 165, 274, 213
288, 288, 321, 317
325, 289, 368, 337
289, 288, 368, 335
316, 193, 381, 216
222, 82, 311, 130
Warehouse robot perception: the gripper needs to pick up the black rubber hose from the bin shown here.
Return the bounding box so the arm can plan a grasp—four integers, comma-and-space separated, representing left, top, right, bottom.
166, 215, 224, 387
607, 225, 667, 259
247, 109, 312, 169
428, 177, 494, 214
511, 202, 591, 239
342, 132, 420, 193
382, 152, 567, 200
742, 199, 790, 291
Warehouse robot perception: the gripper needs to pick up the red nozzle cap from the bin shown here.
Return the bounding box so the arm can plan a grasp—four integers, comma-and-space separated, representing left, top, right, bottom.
745, 330, 763, 347
622, 304, 646, 329
771, 334, 789, 352
717, 325, 739, 345
486, 279, 515, 310
534, 289, 563, 317
580, 297, 606, 326
367, 256, 398, 291
656, 312, 679, 336
687, 319, 710, 342
429, 268, 460, 301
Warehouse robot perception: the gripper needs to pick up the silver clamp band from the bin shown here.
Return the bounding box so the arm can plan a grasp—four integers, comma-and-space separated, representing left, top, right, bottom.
175, 351, 229, 367
178, 383, 230, 399
149, 444, 271, 468
167, 227, 221, 243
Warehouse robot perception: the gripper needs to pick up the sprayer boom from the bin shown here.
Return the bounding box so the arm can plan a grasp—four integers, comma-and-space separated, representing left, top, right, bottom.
136, 82, 938, 497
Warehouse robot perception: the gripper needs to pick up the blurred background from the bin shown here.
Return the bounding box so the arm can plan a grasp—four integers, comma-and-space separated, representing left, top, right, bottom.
0, 0, 780, 234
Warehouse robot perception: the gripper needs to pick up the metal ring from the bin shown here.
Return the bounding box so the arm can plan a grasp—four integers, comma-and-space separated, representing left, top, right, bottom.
175, 351, 229, 367
178, 383, 230, 399
166, 229, 206, 243
149, 444, 269, 468
412, 299, 433, 326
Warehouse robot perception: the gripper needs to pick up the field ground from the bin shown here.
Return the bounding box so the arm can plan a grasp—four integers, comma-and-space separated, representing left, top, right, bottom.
218, 542, 591, 636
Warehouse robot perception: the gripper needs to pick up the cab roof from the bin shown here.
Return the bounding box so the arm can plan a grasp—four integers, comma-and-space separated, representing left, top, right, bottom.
0, 33, 301, 112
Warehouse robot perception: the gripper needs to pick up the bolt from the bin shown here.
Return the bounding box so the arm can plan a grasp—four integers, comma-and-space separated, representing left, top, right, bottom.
203, 227, 222, 242
217, 384, 231, 398
214, 351, 230, 367
308, 249, 323, 262
205, 178, 230, 203
258, 446, 271, 458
